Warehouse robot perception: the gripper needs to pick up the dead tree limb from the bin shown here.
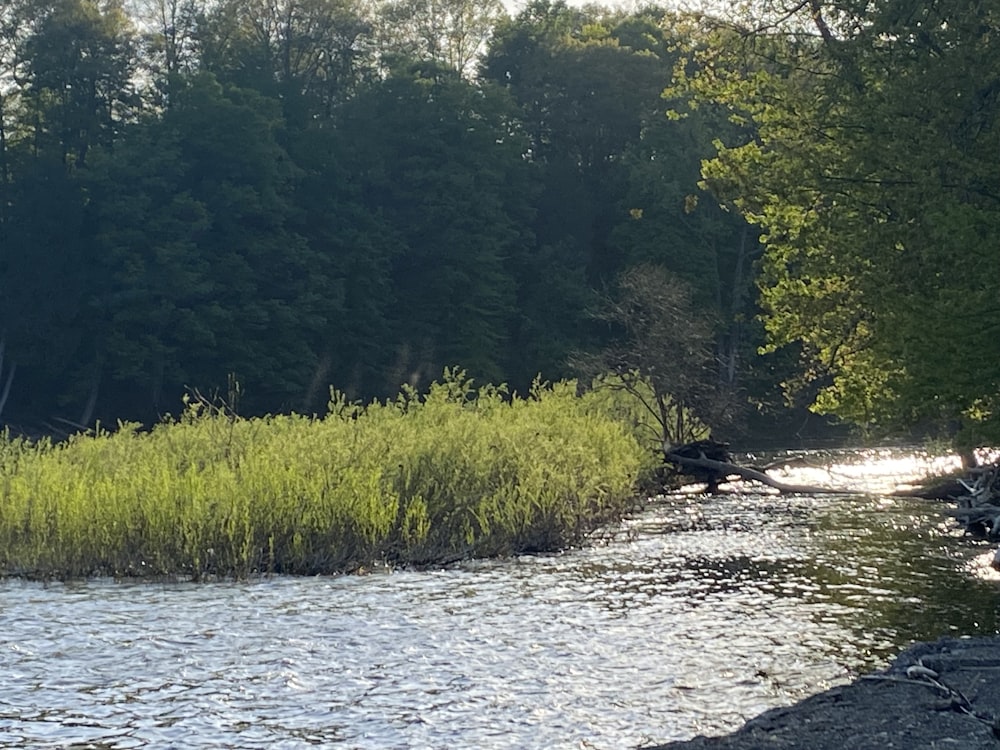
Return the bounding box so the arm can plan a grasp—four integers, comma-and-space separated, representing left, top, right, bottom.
946, 503, 1000, 539
666, 452, 852, 495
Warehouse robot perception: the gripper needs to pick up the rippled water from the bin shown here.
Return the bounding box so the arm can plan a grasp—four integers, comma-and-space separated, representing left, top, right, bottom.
2, 449, 999, 749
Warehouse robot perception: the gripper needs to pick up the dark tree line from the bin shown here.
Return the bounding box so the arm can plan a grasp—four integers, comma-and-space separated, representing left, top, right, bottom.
0, 0, 758, 431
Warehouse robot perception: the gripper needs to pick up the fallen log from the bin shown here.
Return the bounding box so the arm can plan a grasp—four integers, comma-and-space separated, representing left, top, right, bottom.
928, 462, 1000, 539
958, 464, 1000, 507
666, 452, 851, 495
945, 504, 1000, 539
665, 440, 733, 493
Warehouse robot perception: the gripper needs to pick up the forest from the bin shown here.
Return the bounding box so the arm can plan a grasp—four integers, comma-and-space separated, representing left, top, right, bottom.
0, 0, 997, 449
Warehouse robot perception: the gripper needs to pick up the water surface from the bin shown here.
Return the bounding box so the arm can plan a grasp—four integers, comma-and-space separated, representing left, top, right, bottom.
2, 449, 998, 748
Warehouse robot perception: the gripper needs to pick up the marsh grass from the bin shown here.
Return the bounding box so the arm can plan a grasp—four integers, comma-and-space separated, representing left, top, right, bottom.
0, 372, 652, 580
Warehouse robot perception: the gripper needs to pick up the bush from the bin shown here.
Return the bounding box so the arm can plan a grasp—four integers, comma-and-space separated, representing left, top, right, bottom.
0, 371, 647, 580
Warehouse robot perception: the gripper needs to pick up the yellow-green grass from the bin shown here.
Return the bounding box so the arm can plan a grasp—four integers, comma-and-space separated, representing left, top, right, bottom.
0, 375, 653, 580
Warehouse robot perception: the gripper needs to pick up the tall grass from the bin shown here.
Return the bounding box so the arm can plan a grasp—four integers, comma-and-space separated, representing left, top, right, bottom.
0, 372, 652, 580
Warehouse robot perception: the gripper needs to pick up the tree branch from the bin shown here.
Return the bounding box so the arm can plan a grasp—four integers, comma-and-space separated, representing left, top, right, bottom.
667, 451, 852, 494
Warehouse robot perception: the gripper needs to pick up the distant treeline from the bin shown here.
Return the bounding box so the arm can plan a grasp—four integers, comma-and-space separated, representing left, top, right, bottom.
0, 0, 762, 430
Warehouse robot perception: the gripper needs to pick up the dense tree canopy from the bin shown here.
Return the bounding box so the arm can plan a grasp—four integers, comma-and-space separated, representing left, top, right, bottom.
678, 0, 1000, 444
15, 0, 956, 446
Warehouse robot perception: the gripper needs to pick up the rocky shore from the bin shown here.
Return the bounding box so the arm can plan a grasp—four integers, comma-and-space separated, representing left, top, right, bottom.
648, 637, 1000, 750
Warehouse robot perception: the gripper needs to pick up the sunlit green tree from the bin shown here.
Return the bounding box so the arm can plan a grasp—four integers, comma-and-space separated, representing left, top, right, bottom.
682, 0, 1000, 443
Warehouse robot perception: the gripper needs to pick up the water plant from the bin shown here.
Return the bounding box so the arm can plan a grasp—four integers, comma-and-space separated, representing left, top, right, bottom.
0, 371, 650, 580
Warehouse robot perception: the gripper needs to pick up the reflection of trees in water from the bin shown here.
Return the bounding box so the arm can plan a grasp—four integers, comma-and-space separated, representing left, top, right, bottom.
570, 481, 1000, 672
809, 496, 1000, 665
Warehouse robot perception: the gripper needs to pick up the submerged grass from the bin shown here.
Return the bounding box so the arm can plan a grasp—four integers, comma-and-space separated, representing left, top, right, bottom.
0, 373, 653, 580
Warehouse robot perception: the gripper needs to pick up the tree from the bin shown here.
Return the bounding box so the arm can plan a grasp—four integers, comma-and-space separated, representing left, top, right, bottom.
482, 2, 677, 284
612, 78, 760, 398
0, 3, 27, 228
0, 0, 137, 426
282, 119, 399, 402
196, 0, 374, 119
334, 62, 533, 391
83, 73, 336, 418
0, 154, 94, 425
132, 0, 201, 103
484, 4, 766, 405
481, 3, 690, 388
682, 0, 1000, 444
577, 263, 721, 449
14, 0, 138, 165
372, 0, 506, 77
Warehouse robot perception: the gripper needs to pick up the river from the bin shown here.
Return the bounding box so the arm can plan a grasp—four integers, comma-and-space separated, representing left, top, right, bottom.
1, 448, 998, 749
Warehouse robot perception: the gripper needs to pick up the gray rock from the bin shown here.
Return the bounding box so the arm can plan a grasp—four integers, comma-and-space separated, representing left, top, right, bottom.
647, 637, 1000, 750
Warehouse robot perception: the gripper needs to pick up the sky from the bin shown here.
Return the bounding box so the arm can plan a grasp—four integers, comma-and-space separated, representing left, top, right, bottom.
504, 0, 738, 18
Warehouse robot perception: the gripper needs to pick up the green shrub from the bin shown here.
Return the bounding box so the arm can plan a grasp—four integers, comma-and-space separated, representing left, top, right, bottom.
0, 371, 647, 580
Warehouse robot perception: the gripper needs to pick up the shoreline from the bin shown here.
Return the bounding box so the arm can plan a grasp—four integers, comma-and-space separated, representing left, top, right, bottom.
647, 637, 1000, 750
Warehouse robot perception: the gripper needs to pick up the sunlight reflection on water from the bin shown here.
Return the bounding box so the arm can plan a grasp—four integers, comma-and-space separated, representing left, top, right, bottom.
744, 447, 962, 496
0, 448, 997, 749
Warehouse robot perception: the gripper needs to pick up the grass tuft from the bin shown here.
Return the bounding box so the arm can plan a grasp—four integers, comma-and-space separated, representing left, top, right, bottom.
0, 371, 652, 580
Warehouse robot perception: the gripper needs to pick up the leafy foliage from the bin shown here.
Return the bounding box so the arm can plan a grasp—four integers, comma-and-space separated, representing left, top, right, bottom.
679, 1, 1000, 444
0, 0, 763, 445
333, 63, 533, 391
0, 372, 647, 579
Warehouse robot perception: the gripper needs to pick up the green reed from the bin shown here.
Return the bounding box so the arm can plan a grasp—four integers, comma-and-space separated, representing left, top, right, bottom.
0, 372, 653, 580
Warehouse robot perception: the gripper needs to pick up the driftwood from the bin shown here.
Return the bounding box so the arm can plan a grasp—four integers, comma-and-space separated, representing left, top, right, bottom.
946, 505, 1000, 539
941, 463, 1000, 539
666, 446, 850, 495
957, 465, 1000, 506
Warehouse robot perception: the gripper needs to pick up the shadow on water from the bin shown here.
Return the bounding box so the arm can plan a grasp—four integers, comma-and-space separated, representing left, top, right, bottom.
806, 494, 1000, 659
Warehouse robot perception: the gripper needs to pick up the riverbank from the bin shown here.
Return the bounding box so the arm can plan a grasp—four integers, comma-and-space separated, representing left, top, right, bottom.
648, 636, 1000, 750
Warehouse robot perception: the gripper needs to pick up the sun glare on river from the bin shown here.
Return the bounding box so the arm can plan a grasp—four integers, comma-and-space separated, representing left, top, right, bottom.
772, 448, 963, 495
694, 447, 965, 497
